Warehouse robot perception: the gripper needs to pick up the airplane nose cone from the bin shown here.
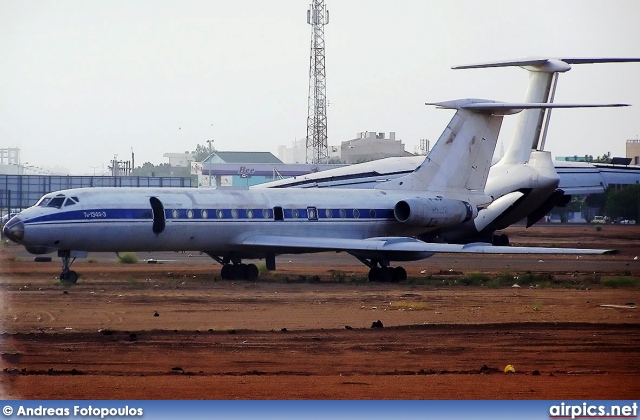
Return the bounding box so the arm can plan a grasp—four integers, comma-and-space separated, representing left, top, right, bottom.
3, 217, 24, 243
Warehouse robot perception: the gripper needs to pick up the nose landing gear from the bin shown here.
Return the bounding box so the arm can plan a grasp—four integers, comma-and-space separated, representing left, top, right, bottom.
58, 250, 84, 283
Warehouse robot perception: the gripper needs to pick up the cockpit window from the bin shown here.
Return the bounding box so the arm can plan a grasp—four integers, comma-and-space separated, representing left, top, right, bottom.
36, 194, 79, 209
46, 195, 66, 209
36, 197, 51, 207
63, 197, 79, 207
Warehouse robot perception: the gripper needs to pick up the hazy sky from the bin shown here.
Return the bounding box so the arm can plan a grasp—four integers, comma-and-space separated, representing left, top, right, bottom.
1, 0, 640, 174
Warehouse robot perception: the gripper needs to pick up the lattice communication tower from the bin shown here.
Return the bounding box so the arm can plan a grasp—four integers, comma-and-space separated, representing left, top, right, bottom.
306, 1, 329, 164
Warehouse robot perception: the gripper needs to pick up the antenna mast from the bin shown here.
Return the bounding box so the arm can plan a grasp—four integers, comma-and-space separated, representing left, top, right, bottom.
306, 0, 329, 164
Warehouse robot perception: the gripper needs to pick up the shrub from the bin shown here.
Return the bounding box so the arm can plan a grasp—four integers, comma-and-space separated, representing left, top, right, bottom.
117, 252, 138, 264
602, 277, 639, 288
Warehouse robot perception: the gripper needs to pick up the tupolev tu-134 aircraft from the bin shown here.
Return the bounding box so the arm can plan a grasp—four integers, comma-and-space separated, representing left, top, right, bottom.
3, 99, 617, 283
260, 57, 640, 246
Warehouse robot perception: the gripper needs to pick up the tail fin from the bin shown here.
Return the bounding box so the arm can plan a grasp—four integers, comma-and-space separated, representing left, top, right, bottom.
376, 99, 513, 193
377, 99, 627, 193
454, 57, 640, 165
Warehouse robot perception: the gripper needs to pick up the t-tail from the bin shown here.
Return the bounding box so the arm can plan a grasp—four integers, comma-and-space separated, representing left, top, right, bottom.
453, 57, 640, 165
377, 98, 630, 195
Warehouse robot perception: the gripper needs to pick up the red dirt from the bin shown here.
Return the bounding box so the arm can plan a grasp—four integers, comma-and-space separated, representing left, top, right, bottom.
1, 224, 639, 399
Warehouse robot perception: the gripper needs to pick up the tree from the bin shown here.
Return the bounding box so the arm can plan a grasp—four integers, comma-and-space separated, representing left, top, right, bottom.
132, 162, 189, 177
551, 195, 585, 222
593, 152, 612, 163
605, 185, 640, 221
584, 190, 609, 214
194, 143, 214, 162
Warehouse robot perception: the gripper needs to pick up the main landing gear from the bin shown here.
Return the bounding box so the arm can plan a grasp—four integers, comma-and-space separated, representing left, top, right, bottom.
359, 258, 407, 282
208, 255, 260, 281
58, 250, 79, 283
220, 263, 259, 281
492, 233, 510, 246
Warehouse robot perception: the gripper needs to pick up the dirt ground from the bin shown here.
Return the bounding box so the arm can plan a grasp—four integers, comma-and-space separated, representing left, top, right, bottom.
1, 224, 639, 400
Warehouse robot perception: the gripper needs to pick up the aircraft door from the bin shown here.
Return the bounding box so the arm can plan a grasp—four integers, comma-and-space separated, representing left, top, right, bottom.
149, 197, 165, 234
273, 206, 284, 221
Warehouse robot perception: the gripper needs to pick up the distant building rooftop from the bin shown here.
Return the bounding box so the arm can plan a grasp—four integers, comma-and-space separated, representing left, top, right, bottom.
208, 151, 282, 164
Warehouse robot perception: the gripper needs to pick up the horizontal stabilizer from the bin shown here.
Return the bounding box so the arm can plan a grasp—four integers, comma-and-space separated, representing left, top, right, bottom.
453, 57, 640, 71
454, 57, 640, 162
426, 99, 628, 115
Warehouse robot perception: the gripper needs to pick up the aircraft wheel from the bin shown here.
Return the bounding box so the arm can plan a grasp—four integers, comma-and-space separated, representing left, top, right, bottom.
392, 266, 407, 282
60, 270, 79, 284
368, 267, 382, 282
380, 268, 394, 283
245, 264, 259, 281
236, 264, 248, 280
220, 265, 233, 280
492, 234, 510, 246
369, 267, 396, 282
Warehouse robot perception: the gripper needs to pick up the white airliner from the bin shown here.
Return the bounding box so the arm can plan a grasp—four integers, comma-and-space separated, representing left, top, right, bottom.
260, 57, 640, 245
3, 99, 615, 283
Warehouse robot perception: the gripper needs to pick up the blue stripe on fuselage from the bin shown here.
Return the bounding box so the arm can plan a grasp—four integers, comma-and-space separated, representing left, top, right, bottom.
23, 207, 396, 225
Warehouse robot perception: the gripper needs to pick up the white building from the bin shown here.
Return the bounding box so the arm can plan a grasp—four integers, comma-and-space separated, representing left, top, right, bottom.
341, 131, 407, 164
277, 139, 341, 164
278, 132, 407, 164
0, 148, 22, 175
163, 151, 196, 168
277, 139, 308, 164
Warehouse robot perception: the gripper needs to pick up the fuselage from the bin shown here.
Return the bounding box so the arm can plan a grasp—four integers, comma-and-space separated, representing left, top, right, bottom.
4, 186, 481, 257
260, 151, 562, 242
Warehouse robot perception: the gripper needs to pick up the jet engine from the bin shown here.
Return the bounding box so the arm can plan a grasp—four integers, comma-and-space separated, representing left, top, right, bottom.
394, 198, 477, 228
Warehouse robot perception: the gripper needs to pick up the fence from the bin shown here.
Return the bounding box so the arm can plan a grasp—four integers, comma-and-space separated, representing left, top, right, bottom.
0, 175, 193, 216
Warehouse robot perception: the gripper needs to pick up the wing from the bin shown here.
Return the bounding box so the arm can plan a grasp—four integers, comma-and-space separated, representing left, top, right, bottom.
240, 235, 616, 262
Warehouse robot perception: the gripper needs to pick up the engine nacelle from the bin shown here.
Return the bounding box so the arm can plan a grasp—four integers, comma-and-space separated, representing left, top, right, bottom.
394, 198, 478, 228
